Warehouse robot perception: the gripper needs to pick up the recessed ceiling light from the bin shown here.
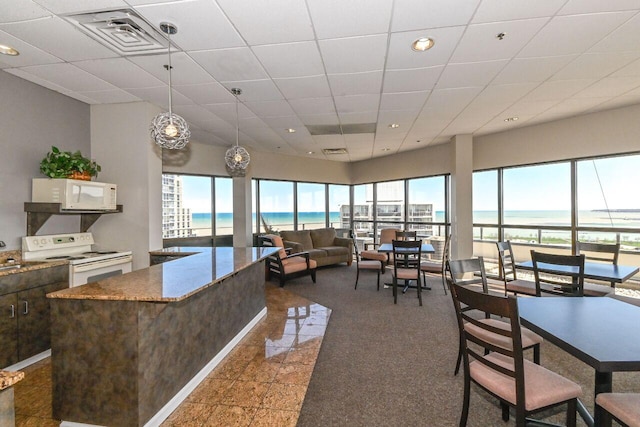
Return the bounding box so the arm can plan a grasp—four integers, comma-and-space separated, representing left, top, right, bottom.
388, 123, 400, 129
381, 148, 390, 152
286, 128, 296, 133
504, 116, 519, 122
307, 151, 314, 154
0, 44, 19, 56
411, 37, 434, 52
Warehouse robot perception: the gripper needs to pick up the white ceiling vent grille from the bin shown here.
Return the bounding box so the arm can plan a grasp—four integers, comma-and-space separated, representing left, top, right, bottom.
322, 148, 348, 155
64, 9, 171, 55
306, 123, 376, 136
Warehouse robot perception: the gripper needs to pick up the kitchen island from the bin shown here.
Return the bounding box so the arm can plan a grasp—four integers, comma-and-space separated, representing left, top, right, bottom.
47, 246, 278, 427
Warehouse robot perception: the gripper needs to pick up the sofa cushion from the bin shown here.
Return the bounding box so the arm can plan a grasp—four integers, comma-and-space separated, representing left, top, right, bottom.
321, 246, 350, 257
280, 230, 314, 251
310, 228, 337, 248
306, 248, 329, 260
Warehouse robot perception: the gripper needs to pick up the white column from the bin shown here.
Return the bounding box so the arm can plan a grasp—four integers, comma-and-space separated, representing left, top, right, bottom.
232, 175, 253, 247
450, 134, 474, 260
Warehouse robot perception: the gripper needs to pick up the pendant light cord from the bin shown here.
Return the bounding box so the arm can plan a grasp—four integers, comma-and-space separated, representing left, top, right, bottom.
167, 31, 173, 118
236, 92, 239, 148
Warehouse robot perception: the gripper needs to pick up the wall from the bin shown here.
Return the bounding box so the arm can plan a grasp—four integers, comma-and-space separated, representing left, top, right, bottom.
89, 102, 163, 270
0, 71, 90, 250
474, 103, 640, 170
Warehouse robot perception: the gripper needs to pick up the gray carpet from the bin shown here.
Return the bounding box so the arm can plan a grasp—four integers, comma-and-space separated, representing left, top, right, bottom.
270, 263, 640, 427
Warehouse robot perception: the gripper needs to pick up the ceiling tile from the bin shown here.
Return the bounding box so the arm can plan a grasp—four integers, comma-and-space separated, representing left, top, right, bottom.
298, 112, 340, 125
391, 0, 480, 32
290, 97, 336, 115
589, 13, 640, 53
334, 94, 380, 113
307, 0, 393, 39
471, 0, 564, 23
386, 27, 466, 70
189, 48, 268, 82
518, 12, 636, 58
574, 76, 640, 98
435, 60, 508, 89
273, 75, 332, 99
0, 16, 117, 61
382, 66, 443, 93
244, 100, 296, 117
202, 103, 255, 123
380, 91, 429, 111
0, 0, 50, 23
134, 0, 244, 50
4, 67, 69, 93
252, 41, 324, 78
126, 86, 193, 109
33, 0, 127, 14
611, 57, 640, 77
130, 52, 214, 85
318, 34, 387, 74
76, 89, 140, 103
0, 29, 62, 67
327, 71, 383, 96
450, 18, 549, 63
520, 79, 596, 102
558, 0, 640, 15
174, 82, 236, 105
421, 87, 483, 117
492, 56, 577, 85
216, 0, 314, 45
550, 52, 640, 81
339, 111, 379, 124
219, 79, 284, 102
73, 57, 164, 89
15, 62, 117, 92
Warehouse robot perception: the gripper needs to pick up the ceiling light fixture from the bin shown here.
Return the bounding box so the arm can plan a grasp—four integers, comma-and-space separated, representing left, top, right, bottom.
150, 23, 190, 150
504, 116, 519, 122
286, 128, 296, 133
307, 151, 314, 154
388, 123, 400, 129
411, 37, 434, 52
225, 88, 251, 177
0, 44, 19, 56
496, 32, 506, 41
381, 148, 390, 152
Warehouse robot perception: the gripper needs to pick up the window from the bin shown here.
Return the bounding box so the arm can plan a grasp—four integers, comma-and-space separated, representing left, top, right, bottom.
297, 183, 326, 230
162, 174, 211, 238
407, 176, 445, 237
329, 184, 350, 229
215, 177, 232, 236
259, 180, 294, 233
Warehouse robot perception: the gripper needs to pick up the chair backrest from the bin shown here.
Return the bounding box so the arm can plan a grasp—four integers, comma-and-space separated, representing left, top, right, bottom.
448, 280, 525, 406
379, 228, 398, 244
496, 240, 519, 282
258, 234, 287, 259
576, 241, 619, 265
448, 257, 489, 294
530, 250, 585, 297
350, 230, 363, 262
395, 230, 417, 241
391, 239, 422, 273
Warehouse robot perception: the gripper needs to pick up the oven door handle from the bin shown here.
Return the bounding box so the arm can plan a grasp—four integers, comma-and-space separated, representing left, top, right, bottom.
71, 255, 133, 273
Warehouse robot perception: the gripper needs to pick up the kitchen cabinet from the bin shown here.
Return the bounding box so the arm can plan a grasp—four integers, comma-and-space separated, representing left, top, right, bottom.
0, 266, 68, 368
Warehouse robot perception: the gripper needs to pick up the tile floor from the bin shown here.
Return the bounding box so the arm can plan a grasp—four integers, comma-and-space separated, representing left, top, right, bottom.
13, 283, 329, 427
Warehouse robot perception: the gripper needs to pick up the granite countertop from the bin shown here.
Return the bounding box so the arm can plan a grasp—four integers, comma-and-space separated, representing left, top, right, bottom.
48, 246, 278, 303
0, 249, 67, 277
148, 247, 207, 256
0, 370, 24, 390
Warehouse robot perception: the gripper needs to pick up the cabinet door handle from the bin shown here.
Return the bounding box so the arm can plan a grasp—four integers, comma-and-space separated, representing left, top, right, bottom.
22, 301, 28, 315
10, 304, 15, 318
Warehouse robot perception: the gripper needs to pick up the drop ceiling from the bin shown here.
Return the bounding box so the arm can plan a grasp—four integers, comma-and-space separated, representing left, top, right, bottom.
2, 0, 640, 162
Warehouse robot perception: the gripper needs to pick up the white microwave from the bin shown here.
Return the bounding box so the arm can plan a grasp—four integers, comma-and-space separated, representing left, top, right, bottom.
32, 178, 117, 210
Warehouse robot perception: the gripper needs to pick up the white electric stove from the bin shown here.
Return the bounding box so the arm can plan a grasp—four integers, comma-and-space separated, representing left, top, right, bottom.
22, 232, 133, 287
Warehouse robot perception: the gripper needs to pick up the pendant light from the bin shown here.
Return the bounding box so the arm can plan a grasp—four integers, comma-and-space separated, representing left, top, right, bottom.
225, 88, 250, 176
150, 22, 190, 150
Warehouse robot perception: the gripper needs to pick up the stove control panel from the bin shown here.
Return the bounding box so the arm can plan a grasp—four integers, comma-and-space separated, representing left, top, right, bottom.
22, 232, 95, 251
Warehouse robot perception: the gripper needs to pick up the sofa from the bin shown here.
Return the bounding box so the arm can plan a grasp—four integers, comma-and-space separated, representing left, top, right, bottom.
279, 228, 353, 267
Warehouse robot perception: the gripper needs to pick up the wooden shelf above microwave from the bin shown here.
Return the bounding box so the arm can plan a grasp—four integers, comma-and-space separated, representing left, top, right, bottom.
24, 202, 123, 236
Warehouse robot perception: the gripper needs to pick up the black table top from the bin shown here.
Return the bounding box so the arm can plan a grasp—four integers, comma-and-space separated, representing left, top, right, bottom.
518, 297, 640, 372
518, 260, 639, 283
377, 243, 435, 253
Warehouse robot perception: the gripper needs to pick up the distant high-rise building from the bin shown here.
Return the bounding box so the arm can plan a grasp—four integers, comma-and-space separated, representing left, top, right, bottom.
162, 174, 193, 238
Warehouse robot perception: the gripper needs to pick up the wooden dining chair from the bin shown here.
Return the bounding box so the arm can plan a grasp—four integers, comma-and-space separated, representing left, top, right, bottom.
448, 257, 542, 376
530, 251, 585, 297
351, 231, 385, 290
395, 230, 417, 241
420, 234, 450, 295
449, 280, 581, 427
596, 392, 640, 427
495, 241, 537, 297
362, 228, 395, 265
391, 239, 423, 306
577, 241, 621, 289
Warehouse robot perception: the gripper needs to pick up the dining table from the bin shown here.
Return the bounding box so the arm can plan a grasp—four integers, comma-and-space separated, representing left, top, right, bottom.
517, 260, 639, 285
377, 243, 435, 291
518, 296, 640, 427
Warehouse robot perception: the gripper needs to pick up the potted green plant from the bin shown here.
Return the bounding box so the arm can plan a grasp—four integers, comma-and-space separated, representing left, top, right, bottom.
40, 146, 101, 180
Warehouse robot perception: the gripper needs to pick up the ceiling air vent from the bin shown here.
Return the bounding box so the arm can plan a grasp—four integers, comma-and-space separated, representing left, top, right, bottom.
306, 123, 376, 136
64, 9, 171, 55
322, 148, 348, 155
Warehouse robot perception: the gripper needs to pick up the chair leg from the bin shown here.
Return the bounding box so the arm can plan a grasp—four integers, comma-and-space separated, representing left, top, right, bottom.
567, 398, 577, 427
533, 344, 540, 365
501, 401, 509, 421
279, 275, 285, 287
376, 271, 380, 291
440, 273, 447, 295
454, 338, 463, 376
393, 278, 397, 304
417, 276, 422, 306
311, 269, 317, 284
460, 373, 470, 427
355, 267, 360, 289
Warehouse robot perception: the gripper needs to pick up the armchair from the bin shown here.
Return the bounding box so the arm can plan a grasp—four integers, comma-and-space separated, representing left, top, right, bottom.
259, 234, 317, 287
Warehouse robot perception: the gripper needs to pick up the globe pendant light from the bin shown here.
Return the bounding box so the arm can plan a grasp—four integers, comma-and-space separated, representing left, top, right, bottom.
150, 22, 190, 150
225, 88, 250, 176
